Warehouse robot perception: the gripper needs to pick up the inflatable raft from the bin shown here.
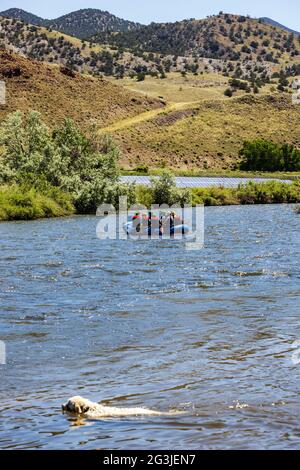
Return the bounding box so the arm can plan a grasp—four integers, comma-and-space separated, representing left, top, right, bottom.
123, 220, 194, 239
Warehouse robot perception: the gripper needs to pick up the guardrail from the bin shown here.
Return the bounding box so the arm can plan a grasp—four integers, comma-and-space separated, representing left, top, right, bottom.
120, 176, 292, 188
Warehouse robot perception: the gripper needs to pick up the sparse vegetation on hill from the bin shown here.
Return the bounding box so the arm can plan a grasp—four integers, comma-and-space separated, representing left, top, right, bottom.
260, 18, 299, 37
1, 12, 299, 83
0, 8, 142, 38
0, 8, 45, 27
92, 13, 300, 64
0, 16, 169, 78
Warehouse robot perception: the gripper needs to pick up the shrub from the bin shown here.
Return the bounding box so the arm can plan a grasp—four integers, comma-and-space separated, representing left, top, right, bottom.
0, 184, 74, 221
224, 88, 233, 97
150, 171, 191, 207
191, 181, 300, 206
136, 185, 154, 208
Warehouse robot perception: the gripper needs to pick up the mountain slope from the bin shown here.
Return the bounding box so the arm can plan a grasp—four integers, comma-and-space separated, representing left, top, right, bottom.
260, 17, 299, 36
0, 50, 162, 128
47, 9, 141, 38
1, 13, 298, 84
0, 17, 163, 78
1, 12, 300, 89
0, 8, 46, 26
0, 8, 142, 38
92, 13, 300, 64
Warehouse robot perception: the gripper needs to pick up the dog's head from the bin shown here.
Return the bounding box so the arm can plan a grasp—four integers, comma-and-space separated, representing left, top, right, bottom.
62, 396, 92, 415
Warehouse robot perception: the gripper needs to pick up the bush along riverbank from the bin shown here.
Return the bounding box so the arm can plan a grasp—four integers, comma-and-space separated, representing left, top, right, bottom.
190, 180, 300, 206
1, 111, 300, 222
0, 184, 74, 221
0, 110, 137, 221
134, 174, 300, 207
1, 172, 300, 222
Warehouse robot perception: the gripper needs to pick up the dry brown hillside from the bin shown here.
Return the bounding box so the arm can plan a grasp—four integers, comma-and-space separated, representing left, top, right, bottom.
0, 50, 162, 128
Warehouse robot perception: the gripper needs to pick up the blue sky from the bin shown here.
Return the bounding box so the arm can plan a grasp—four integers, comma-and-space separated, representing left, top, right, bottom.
1, 0, 299, 31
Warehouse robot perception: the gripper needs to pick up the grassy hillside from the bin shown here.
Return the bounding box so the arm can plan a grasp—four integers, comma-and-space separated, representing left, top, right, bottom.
0, 50, 162, 128
106, 93, 300, 170
108, 72, 230, 103
0, 12, 299, 174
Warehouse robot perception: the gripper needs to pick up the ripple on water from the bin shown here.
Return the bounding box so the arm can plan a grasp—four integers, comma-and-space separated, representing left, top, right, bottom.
0, 205, 300, 449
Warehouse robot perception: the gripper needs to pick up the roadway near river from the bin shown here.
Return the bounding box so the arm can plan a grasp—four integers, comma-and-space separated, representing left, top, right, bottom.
120, 176, 292, 188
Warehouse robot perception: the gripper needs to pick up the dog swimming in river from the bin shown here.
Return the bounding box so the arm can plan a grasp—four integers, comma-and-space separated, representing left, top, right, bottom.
62, 396, 182, 419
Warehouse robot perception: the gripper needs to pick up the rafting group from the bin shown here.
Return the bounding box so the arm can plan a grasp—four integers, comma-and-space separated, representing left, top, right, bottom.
124, 211, 191, 238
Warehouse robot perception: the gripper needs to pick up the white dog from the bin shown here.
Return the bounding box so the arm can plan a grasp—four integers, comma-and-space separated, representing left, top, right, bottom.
62, 396, 173, 418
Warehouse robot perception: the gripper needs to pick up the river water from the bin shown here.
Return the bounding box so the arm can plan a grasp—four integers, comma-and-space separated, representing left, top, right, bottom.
0, 204, 300, 450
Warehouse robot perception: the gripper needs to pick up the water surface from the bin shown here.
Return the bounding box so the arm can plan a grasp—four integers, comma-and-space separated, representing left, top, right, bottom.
0, 205, 300, 449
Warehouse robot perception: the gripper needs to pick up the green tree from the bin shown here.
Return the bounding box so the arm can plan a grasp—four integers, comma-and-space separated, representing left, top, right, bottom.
239, 139, 300, 172
150, 171, 191, 206
239, 140, 283, 171
0, 110, 133, 213
0, 110, 57, 182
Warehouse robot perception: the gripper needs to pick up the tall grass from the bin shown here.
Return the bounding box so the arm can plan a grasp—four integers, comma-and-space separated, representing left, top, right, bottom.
136, 181, 300, 208
191, 181, 300, 206
0, 185, 74, 221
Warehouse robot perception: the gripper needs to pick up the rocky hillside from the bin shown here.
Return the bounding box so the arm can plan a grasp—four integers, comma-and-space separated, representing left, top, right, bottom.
0, 8, 45, 26
92, 13, 300, 64
0, 16, 164, 78
0, 8, 141, 38
0, 50, 162, 128
47, 9, 141, 38
260, 18, 299, 36
1, 15, 297, 85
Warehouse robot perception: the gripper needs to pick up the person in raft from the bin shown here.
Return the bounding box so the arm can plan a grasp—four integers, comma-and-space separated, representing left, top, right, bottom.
132, 212, 150, 233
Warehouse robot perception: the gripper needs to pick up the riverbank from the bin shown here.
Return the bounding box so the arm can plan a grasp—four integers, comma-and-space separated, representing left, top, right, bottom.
1, 180, 300, 222
0, 185, 74, 221
135, 180, 300, 207
190, 180, 300, 206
